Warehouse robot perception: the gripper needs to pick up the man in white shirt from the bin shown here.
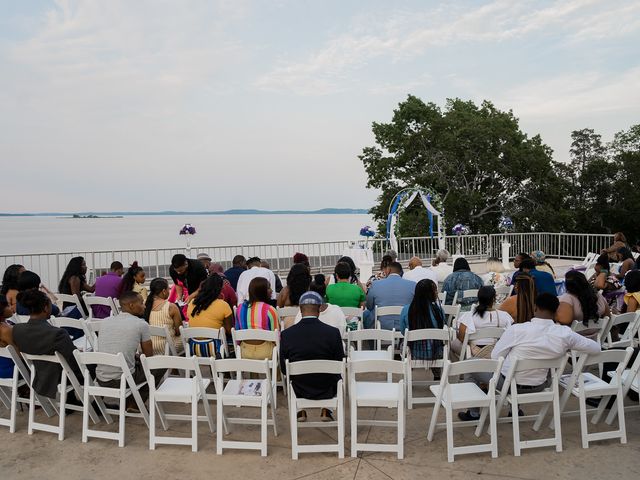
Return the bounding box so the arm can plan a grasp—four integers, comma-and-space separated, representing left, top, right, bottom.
430, 249, 453, 283
236, 256, 277, 305
458, 292, 600, 421
403, 256, 439, 285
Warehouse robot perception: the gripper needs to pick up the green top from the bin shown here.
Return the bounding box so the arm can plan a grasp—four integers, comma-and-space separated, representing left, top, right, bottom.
325, 282, 365, 308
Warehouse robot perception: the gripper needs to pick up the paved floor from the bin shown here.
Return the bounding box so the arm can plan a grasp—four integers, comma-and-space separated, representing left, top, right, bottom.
2, 382, 639, 480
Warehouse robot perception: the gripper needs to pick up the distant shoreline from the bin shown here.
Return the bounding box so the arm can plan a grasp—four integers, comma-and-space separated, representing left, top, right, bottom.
0, 208, 370, 217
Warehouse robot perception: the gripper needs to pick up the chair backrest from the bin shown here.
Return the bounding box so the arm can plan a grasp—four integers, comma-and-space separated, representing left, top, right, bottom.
575, 346, 633, 371
438, 292, 446, 302
212, 357, 271, 376
11, 314, 31, 324
231, 327, 279, 345
149, 325, 177, 355
459, 326, 505, 361
374, 305, 404, 319
571, 316, 611, 345
604, 312, 640, 348
348, 328, 396, 351
286, 359, 346, 377
141, 353, 199, 372
494, 285, 513, 297
444, 358, 504, 377
402, 327, 451, 360
180, 325, 228, 358
51, 316, 95, 351
348, 358, 407, 377
440, 291, 458, 305
441, 304, 461, 327
461, 289, 479, 299
56, 293, 88, 318
84, 295, 118, 318
341, 307, 363, 318
277, 306, 299, 318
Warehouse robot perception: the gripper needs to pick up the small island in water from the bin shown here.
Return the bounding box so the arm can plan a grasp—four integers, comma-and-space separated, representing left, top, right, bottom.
63, 214, 124, 219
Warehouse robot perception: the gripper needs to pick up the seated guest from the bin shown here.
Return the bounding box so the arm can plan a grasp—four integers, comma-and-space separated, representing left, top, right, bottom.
556, 270, 609, 326
509, 252, 531, 287
208, 263, 237, 307
16, 270, 60, 317
96, 291, 162, 409
615, 247, 636, 280
601, 232, 627, 261
482, 257, 509, 288
1, 264, 24, 314
278, 263, 311, 308
455, 286, 513, 356
364, 262, 415, 330
169, 254, 208, 303
224, 255, 247, 291
0, 296, 14, 379
294, 274, 346, 336
329, 256, 365, 289
119, 262, 148, 302
589, 254, 620, 292
531, 251, 556, 278
293, 252, 310, 267
459, 293, 601, 421
280, 291, 345, 422
58, 256, 95, 319
366, 255, 393, 289
196, 253, 212, 271
12, 290, 83, 399
519, 258, 557, 296
187, 275, 233, 332
261, 260, 283, 293
92, 261, 124, 318
144, 278, 184, 355
325, 262, 366, 308
431, 250, 453, 283
236, 277, 279, 360
499, 274, 536, 324
442, 258, 484, 308
403, 256, 439, 284
623, 270, 640, 312
400, 279, 445, 363
236, 257, 277, 305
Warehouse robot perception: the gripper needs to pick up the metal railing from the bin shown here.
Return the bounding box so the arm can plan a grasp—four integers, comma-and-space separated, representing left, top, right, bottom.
0, 232, 615, 290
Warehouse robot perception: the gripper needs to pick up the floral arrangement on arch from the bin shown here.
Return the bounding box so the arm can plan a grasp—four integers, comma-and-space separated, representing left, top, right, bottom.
359, 225, 376, 237
498, 216, 514, 233
179, 224, 196, 235
451, 223, 470, 236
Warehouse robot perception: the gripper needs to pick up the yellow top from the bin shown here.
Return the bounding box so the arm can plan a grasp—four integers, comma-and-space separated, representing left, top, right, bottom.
623, 291, 640, 307
187, 298, 232, 329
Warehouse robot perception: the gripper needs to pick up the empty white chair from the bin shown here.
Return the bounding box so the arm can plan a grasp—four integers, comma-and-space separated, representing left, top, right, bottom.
349, 358, 407, 459
493, 356, 567, 456
442, 304, 462, 328
455, 289, 479, 307
50, 317, 95, 352
22, 352, 100, 440
180, 326, 228, 359
571, 317, 612, 347
141, 354, 214, 452
0, 346, 27, 432
402, 327, 451, 408
55, 293, 88, 319
286, 359, 346, 459
212, 357, 278, 456
602, 312, 640, 349
557, 347, 633, 448
373, 305, 404, 329
603, 352, 640, 425
347, 329, 395, 360
494, 285, 514, 304
427, 358, 504, 463
459, 326, 506, 361
84, 295, 119, 319
277, 306, 300, 330
73, 350, 150, 447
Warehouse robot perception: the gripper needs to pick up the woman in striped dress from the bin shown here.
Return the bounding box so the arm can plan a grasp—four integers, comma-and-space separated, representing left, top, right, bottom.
144, 278, 184, 355
235, 277, 279, 360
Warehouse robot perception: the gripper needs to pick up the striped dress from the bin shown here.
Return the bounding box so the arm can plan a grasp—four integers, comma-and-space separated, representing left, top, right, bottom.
235, 301, 278, 332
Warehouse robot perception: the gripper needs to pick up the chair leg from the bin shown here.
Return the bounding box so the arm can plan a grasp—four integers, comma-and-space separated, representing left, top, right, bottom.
533, 402, 550, 432
490, 400, 498, 459
578, 394, 589, 449
475, 406, 488, 437
397, 397, 404, 460
216, 399, 223, 455
81, 387, 90, 444
191, 397, 199, 453
28, 386, 35, 435
592, 394, 611, 424
427, 398, 440, 441
338, 393, 345, 459
552, 394, 563, 453
351, 396, 358, 457
118, 392, 126, 448
616, 388, 627, 444
269, 389, 278, 437
290, 397, 298, 460
445, 404, 454, 463
58, 383, 67, 441
149, 394, 156, 451
9, 383, 18, 433
512, 400, 521, 457
261, 397, 268, 457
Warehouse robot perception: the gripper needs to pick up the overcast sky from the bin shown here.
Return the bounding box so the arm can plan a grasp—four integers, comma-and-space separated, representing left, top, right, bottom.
1, 0, 638, 213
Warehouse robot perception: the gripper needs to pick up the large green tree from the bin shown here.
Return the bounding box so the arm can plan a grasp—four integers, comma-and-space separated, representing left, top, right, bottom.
360, 95, 569, 237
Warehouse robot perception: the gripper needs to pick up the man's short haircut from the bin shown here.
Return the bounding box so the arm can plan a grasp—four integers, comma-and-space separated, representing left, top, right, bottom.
535, 292, 559, 313
388, 262, 403, 274
171, 254, 187, 268
119, 291, 142, 304
520, 258, 537, 270
110, 261, 123, 271
232, 255, 246, 266
246, 256, 261, 267
334, 262, 351, 280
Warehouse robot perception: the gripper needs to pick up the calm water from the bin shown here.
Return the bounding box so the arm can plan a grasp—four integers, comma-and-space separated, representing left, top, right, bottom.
0, 214, 375, 254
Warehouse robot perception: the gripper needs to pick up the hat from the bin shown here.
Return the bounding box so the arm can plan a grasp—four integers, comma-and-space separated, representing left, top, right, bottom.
197, 253, 212, 261
531, 250, 546, 264
299, 291, 324, 305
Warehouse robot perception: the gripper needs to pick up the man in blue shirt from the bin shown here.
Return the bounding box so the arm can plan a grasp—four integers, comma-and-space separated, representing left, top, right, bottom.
224, 255, 247, 291
520, 258, 556, 296
364, 262, 415, 330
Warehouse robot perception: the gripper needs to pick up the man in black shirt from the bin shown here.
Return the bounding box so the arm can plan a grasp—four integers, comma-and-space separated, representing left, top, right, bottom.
169, 254, 208, 302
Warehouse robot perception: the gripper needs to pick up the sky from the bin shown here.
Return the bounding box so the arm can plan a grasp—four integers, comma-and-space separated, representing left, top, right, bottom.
1, 0, 639, 213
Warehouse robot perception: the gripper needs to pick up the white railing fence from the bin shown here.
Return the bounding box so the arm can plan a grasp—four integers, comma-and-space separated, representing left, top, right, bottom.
0, 233, 614, 290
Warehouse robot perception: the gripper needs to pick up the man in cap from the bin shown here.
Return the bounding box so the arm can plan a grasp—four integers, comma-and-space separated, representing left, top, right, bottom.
196, 253, 212, 271
280, 291, 345, 422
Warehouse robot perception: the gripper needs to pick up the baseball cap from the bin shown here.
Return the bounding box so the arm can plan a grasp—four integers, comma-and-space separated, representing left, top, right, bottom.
197, 253, 212, 261
299, 291, 324, 305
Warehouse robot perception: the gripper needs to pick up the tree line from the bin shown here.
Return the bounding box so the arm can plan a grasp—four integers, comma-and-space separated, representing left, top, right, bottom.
360, 95, 640, 242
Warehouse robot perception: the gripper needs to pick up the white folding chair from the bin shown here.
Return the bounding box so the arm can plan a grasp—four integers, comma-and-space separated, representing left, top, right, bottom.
557, 347, 633, 448
373, 305, 404, 329
84, 295, 119, 319
277, 306, 300, 330
231, 328, 283, 407
149, 325, 178, 356
73, 351, 151, 447
427, 358, 504, 463
22, 352, 100, 440
341, 307, 363, 336
402, 327, 451, 408
442, 304, 461, 328
55, 293, 88, 319
141, 354, 214, 452
349, 358, 407, 459
571, 317, 612, 347
493, 356, 567, 456
439, 291, 459, 306
458, 326, 506, 361
286, 359, 346, 459
180, 325, 228, 360
0, 346, 27, 432
603, 352, 640, 425
212, 357, 278, 456
455, 289, 479, 307
50, 317, 95, 352
494, 285, 514, 305
602, 312, 640, 349
10, 314, 30, 324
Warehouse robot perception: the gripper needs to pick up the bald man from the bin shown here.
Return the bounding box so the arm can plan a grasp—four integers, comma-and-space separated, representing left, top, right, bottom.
402, 256, 439, 286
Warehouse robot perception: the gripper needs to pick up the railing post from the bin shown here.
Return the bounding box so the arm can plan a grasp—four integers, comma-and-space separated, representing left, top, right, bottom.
557, 233, 561, 259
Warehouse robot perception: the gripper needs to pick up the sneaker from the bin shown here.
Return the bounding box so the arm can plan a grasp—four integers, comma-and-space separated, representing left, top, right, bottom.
508, 408, 524, 417
457, 410, 479, 421
297, 410, 307, 422
320, 408, 334, 422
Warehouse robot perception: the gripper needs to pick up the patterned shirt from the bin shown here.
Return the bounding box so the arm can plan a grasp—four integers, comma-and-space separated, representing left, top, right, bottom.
235, 301, 278, 331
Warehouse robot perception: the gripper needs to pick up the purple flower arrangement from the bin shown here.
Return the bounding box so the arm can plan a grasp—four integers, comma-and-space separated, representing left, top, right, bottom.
359, 225, 376, 237
179, 224, 196, 235
452, 223, 470, 236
